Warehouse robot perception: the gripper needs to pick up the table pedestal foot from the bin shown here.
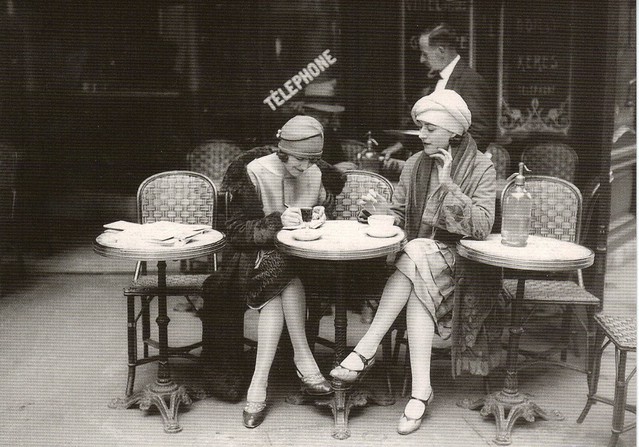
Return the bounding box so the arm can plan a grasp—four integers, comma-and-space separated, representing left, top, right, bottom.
287, 379, 391, 440
458, 391, 564, 446
308, 380, 366, 440
109, 381, 192, 433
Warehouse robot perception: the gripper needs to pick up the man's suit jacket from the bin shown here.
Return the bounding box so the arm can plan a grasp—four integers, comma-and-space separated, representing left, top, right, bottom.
422, 60, 496, 152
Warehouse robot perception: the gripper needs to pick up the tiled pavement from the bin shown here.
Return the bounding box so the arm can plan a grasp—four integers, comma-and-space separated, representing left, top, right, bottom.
0, 227, 635, 447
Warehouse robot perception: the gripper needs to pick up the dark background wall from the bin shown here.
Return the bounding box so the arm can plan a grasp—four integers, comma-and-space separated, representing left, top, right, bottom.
0, 1, 625, 264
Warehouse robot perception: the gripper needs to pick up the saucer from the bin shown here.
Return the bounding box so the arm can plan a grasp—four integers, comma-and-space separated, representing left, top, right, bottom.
365, 227, 399, 238
291, 229, 322, 241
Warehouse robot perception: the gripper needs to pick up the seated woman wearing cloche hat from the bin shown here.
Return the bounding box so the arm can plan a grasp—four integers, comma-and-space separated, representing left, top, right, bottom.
200, 116, 346, 428
330, 90, 503, 435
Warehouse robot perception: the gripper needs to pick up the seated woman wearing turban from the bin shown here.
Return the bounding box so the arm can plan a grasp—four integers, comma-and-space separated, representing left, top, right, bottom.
200, 116, 346, 428
330, 90, 501, 435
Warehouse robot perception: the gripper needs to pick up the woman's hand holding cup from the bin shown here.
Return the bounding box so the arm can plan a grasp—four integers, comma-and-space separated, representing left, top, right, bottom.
312, 206, 326, 223
358, 189, 390, 215
282, 206, 325, 228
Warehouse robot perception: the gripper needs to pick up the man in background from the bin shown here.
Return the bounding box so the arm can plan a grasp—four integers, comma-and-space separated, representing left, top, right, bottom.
383, 23, 495, 165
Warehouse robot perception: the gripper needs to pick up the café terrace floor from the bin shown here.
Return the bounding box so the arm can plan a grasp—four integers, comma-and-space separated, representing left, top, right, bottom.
0, 221, 636, 447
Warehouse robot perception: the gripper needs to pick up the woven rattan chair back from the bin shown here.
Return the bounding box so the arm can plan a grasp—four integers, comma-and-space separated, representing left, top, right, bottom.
335, 170, 394, 220
340, 140, 367, 163
137, 170, 218, 229
187, 140, 243, 189
521, 142, 578, 182
501, 175, 582, 243
486, 143, 511, 181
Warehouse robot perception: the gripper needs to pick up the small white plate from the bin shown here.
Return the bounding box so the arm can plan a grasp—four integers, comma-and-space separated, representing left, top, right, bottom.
365, 227, 399, 238
291, 229, 322, 241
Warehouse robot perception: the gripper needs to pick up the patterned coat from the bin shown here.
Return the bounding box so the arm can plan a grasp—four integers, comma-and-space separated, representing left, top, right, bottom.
392, 134, 505, 376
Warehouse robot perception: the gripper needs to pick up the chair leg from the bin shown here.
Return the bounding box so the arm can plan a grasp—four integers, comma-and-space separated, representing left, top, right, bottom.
402, 346, 410, 397
381, 330, 393, 396
306, 294, 322, 353
584, 305, 598, 379
577, 328, 606, 424
608, 350, 629, 447
125, 295, 137, 396
393, 327, 406, 365
560, 304, 575, 362
142, 296, 151, 358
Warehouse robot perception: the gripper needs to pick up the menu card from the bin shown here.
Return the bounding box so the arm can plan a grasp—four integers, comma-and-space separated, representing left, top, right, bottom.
104, 221, 212, 246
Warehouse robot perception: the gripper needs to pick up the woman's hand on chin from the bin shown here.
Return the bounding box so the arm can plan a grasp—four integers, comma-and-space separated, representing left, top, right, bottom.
429, 147, 453, 186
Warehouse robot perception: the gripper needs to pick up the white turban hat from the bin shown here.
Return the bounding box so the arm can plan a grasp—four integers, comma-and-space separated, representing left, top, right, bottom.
411, 90, 472, 136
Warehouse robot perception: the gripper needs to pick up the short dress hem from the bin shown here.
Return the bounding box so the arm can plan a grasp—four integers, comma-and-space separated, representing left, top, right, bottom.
395, 238, 456, 339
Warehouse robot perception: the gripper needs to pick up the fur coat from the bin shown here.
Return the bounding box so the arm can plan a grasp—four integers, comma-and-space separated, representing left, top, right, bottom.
200, 146, 345, 377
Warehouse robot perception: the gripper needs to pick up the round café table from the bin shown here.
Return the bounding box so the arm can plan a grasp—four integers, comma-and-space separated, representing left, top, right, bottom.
94, 228, 226, 433
276, 220, 406, 439
456, 234, 594, 445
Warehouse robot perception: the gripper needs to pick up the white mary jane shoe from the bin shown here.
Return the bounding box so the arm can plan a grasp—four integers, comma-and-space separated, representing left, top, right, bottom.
397, 392, 434, 435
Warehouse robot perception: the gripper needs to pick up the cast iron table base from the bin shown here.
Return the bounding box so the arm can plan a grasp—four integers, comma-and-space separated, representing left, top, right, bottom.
457, 277, 565, 445
287, 377, 395, 440
458, 381, 564, 445
108, 261, 194, 433
455, 236, 593, 446
94, 230, 226, 433
109, 381, 192, 434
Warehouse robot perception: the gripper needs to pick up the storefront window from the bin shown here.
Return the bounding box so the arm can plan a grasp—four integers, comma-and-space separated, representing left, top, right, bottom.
612, 0, 635, 145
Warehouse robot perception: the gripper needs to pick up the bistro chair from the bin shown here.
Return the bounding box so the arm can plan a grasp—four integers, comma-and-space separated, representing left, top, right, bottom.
577, 313, 636, 447
121, 170, 217, 396
186, 139, 242, 272
334, 170, 393, 220
501, 175, 600, 374
187, 139, 243, 189
521, 141, 578, 182
306, 170, 395, 393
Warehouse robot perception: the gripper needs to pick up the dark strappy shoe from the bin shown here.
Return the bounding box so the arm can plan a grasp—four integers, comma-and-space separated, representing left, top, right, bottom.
329, 350, 376, 383
397, 392, 434, 435
295, 365, 332, 395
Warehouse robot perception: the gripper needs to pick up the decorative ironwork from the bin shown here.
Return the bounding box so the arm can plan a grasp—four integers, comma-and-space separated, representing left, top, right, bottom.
500, 98, 570, 135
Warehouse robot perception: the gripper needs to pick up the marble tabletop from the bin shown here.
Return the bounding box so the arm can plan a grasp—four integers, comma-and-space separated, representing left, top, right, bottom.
276, 220, 406, 261
457, 233, 594, 271
94, 228, 226, 261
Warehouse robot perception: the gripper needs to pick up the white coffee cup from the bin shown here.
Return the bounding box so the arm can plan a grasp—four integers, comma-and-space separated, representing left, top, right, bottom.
368, 214, 395, 234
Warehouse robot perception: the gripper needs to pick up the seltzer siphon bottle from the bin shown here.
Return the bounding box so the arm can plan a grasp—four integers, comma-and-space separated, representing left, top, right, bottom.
501, 162, 532, 247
